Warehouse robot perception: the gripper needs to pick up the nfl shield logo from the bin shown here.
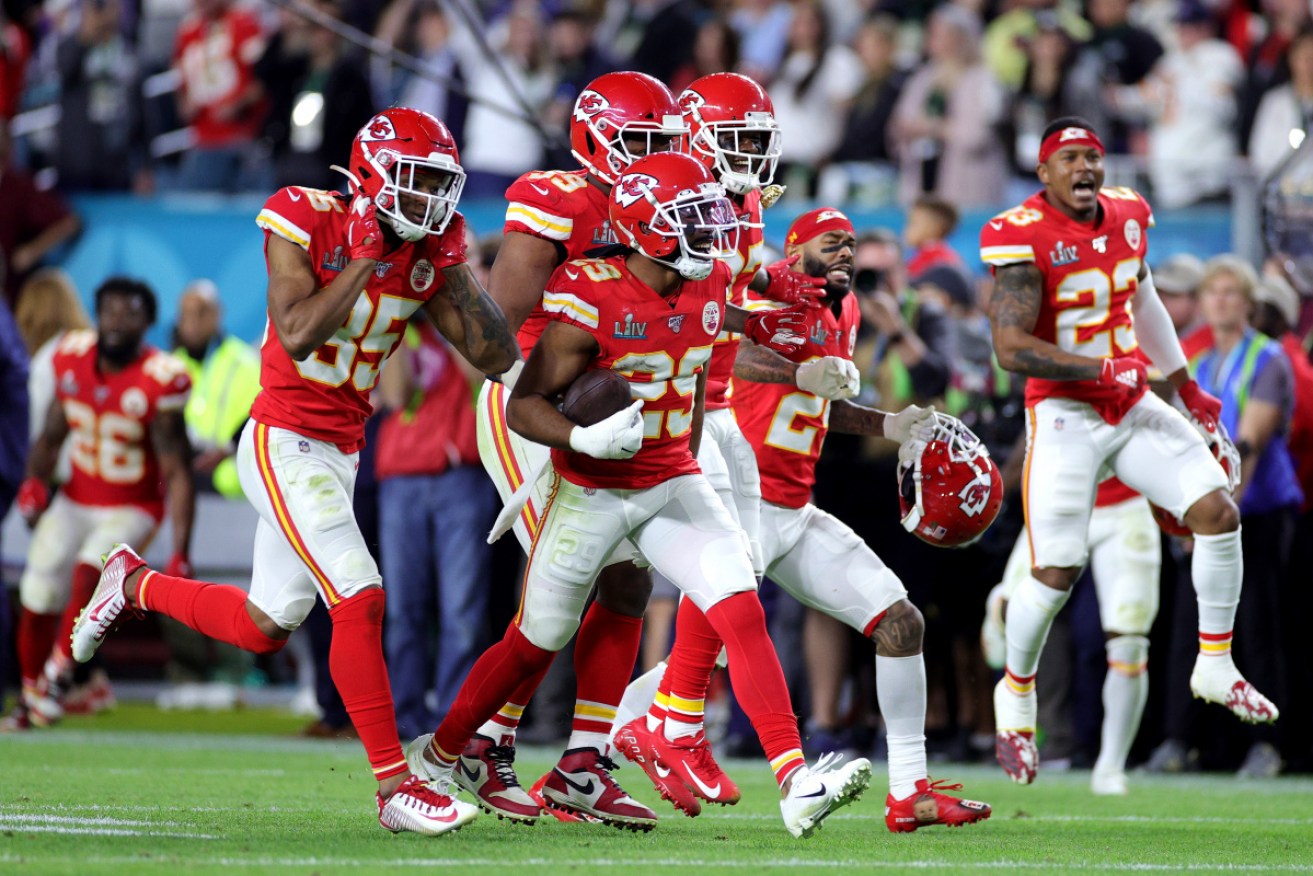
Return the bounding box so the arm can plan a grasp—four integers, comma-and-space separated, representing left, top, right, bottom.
668, 315, 685, 334
297, 440, 311, 453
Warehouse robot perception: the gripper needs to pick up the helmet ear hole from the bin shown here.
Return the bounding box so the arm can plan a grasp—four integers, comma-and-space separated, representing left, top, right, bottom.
899, 463, 916, 505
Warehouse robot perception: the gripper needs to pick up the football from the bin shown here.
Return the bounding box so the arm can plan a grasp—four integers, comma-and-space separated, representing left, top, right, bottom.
561, 368, 633, 426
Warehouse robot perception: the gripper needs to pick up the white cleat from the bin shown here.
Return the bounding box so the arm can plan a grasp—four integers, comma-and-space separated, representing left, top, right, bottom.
1190, 658, 1278, 724
71, 544, 146, 664
780, 753, 872, 839
1090, 765, 1128, 796
405, 733, 444, 782
993, 679, 1039, 784
377, 774, 478, 836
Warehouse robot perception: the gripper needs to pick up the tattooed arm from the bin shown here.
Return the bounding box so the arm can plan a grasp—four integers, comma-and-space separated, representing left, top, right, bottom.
989, 262, 1102, 380
426, 262, 521, 375
733, 338, 800, 384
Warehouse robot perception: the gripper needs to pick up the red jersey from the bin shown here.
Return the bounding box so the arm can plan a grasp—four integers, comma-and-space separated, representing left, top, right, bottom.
705, 190, 765, 411
53, 331, 191, 519
173, 8, 266, 147
253, 186, 468, 453
731, 295, 861, 509
981, 188, 1154, 424
544, 256, 732, 490
503, 169, 618, 356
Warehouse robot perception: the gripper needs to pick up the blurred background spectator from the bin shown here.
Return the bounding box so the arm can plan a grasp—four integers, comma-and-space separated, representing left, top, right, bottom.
1248, 26, 1313, 181
0, 125, 81, 307
372, 0, 468, 144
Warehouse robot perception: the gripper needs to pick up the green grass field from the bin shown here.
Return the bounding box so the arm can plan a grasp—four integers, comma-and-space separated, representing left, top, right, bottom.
3, 705, 1312, 875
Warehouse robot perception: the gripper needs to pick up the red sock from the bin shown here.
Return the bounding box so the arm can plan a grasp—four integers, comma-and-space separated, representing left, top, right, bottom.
572, 602, 642, 736
705, 592, 804, 785
662, 600, 722, 737
329, 589, 407, 781
54, 563, 102, 661
136, 570, 284, 654
432, 624, 554, 761
17, 609, 59, 686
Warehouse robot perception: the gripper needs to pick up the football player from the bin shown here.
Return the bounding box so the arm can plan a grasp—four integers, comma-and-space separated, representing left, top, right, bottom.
453, 70, 826, 825
70, 108, 518, 835
8, 278, 192, 731
982, 476, 1161, 796
408, 152, 873, 838
982, 117, 1277, 786
620, 207, 994, 832
612, 74, 862, 816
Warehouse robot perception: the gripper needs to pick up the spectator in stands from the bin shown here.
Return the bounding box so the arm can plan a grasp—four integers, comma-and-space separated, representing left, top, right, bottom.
982, 0, 1091, 93
730, 0, 793, 84
0, 7, 31, 120
1239, 0, 1310, 152
375, 313, 497, 738
669, 15, 740, 96
890, 4, 1007, 208
0, 124, 82, 308
1000, 11, 1084, 181
1249, 27, 1313, 181
627, 0, 714, 85
767, 0, 863, 197
904, 195, 964, 277
1107, 1, 1244, 208
371, 0, 468, 144
255, 0, 374, 191
14, 269, 88, 479
815, 14, 907, 206
172, 0, 268, 192
455, 1, 554, 198
0, 294, 28, 715
54, 0, 147, 192
543, 7, 616, 167
1064, 0, 1163, 156
170, 280, 260, 499
1190, 257, 1302, 777
1154, 252, 1207, 335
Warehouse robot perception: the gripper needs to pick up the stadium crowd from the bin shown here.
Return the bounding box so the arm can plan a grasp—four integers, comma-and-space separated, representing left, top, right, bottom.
0, 0, 1310, 794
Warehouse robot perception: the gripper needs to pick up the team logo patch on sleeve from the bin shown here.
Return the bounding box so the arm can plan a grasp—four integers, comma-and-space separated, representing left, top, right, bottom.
411, 259, 435, 292
702, 301, 721, 335
1124, 219, 1141, 249
121, 388, 148, 418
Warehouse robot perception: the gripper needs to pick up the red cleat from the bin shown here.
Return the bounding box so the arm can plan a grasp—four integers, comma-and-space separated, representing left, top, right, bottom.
614, 718, 701, 817
453, 734, 542, 824
652, 731, 740, 806
527, 773, 600, 824
539, 748, 658, 831
885, 778, 991, 833
995, 730, 1038, 784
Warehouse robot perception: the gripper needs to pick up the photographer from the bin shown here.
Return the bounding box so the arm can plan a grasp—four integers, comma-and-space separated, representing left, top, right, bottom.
852, 229, 956, 406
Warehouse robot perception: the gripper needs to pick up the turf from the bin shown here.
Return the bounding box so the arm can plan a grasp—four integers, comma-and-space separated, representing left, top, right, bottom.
2, 705, 1312, 875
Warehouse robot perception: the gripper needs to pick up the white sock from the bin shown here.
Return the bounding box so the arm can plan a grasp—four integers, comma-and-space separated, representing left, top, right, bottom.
1095, 635, 1149, 775
876, 654, 927, 801
1191, 529, 1242, 656
1005, 576, 1072, 681
566, 730, 612, 756
609, 661, 666, 748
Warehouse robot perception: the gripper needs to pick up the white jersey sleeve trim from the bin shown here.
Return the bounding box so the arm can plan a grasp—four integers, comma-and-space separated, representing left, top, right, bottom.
506, 203, 573, 241
256, 209, 311, 250
542, 292, 600, 329
981, 244, 1036, 265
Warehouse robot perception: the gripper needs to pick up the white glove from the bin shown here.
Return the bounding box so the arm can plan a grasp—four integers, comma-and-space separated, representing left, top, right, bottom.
883, 403, 936, 444
568, 400, 645, 459
795, 356, 860, 400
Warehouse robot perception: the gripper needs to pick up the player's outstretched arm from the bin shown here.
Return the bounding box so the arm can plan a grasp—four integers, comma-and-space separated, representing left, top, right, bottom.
507, 319, 601, 450
152, 409, 195, 566
990, 262, 1103, 380
16, 398, 71, 525
426, 262, 520, 375
734, 337, 800, 384
487, 231, 564, 334
266, 234, 378, 361
735, 340, 859, 400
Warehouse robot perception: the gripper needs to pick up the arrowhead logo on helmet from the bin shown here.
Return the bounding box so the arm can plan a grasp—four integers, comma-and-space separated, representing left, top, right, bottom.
899, 415, 1003, 548
574, 90, 610, 122
615, 173, 658, 208
363, 115, 397, 141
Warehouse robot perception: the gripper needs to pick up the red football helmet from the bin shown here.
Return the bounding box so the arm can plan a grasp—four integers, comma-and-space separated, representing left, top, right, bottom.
899, 414, 1003, 548
571, 71, 687, 185
679, 73, 781, 196
337, 107, 464, 242
1150, 419, 1242, 537
610, 152, 739, 281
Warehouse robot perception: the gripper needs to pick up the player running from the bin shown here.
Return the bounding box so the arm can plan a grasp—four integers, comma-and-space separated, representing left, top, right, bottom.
617, 207, 994, 832
453, 71, 836, 826
981, 116, 1277, 786
70, 108, 519, 835
407, 152, 872, 838
7, 278, 192, 732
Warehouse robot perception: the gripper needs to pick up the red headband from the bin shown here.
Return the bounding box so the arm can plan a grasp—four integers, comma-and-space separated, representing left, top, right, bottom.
787, 207, 855, 247
1038, 126, 1105, 164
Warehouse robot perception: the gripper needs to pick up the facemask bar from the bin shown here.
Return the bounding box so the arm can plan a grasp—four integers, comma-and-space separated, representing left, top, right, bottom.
375, 152, 465, 242
691, 113, 782, 195
583, 114, 687, 183
645, 187, 740, 280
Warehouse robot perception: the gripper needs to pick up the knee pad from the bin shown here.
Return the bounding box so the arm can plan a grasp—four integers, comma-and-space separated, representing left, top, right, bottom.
517, 609, 581, 652
1105, 634, 1149, 676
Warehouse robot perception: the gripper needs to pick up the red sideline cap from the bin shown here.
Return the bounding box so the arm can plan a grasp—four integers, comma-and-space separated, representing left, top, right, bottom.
786, 207, 854, 247
1038, 126, 1105, 164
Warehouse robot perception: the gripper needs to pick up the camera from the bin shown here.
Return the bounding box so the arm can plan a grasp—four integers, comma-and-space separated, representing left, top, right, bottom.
853, 267, 887, 295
